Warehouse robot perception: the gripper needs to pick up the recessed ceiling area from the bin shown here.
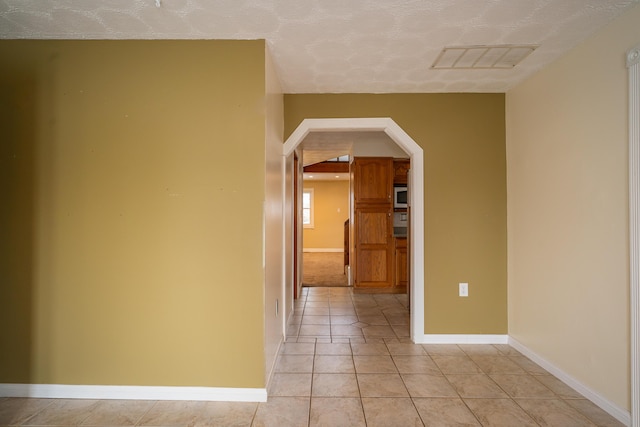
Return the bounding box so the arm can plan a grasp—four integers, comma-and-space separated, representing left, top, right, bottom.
1, 1, 637, 93
301, 130, 408, 180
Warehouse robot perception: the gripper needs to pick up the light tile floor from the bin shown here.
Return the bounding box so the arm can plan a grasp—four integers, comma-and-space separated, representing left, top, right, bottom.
0, 286, 624, 426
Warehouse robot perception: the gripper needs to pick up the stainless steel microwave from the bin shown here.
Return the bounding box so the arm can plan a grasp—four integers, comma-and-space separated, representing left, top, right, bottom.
394, 186, 408, 209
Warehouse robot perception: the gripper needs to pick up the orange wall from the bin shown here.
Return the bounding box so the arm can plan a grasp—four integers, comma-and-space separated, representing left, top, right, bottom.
303, 180, 350, 249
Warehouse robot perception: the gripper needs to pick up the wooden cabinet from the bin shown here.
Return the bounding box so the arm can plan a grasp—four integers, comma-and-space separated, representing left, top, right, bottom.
354, 206, 393, 288
393, 159, 410, 185
352, 157, 394, 291
353, 157, 393, 204
394, 237, 408, 290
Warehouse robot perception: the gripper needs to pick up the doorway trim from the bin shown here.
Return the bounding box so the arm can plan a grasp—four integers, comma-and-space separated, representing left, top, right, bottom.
627, 42, 640, 427
283, 118, 425, 342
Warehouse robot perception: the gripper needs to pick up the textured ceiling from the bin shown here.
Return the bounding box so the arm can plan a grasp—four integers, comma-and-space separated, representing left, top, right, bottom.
0, 0, 637, 93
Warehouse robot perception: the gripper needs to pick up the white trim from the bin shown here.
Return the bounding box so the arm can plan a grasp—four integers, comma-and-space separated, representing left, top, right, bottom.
302, 248, 343, 253
283, 118, 425, 343
628, 42, 640, 427
417, 334, 508, 344
509, 337, 631, 426
0, 384, 267, 402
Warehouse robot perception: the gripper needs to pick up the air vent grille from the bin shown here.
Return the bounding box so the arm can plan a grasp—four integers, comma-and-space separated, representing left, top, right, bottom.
431, 45, 537, 69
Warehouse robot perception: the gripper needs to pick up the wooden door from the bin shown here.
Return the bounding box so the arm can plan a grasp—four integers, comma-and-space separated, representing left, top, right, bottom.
355, 206, 392, 288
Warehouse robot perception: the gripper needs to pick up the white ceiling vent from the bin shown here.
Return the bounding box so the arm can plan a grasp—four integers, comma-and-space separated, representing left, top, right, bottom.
431, 45, 538, 69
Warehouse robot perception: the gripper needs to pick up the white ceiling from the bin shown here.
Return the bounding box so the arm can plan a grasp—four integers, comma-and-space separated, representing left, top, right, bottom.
1, 0, 638, 93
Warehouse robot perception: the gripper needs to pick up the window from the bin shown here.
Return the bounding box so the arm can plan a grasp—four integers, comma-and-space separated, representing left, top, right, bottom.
302, 188, 314, 228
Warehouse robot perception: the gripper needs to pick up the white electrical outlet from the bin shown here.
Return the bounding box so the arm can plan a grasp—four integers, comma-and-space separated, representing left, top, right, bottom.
459, 283, 469, 297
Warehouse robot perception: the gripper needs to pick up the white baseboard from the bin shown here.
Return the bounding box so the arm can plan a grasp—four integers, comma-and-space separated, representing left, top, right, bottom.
416, 334, 509, 344
0, 384, 267, 402
508, 337, 631, 427
302, 248, 343, 253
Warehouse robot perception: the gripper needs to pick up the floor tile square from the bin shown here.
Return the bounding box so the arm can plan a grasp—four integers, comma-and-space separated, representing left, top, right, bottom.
535, 375, 584, 398
401, 373, 458, 397
303, 307, 330, 316
0, 398, 54, 426
459, 344, 501, 356
253, 397, 310, 427
330, 308, 357, 316
362, 325, 397, 338
358, 313, 389, 326
413, 398, 481, 426
353, 355, 398, 373
280, 342, 316, 355
361, 397, 422, 427
422, 344, 465, 356
445, 374, 509, 398
299, 324, 331, 336
464, 398, 538, 426
315, 343, 352, 355
490, 374, 555, 398
515, 398, 596, 426
331, 324, 364, 336
392, 355, 441, 374
137, 401, 206, 426
309, 397, 365, 427
301, 315, 330, 325
386, 342, 426, 356
470, 355, 527, 374
351, 343, 390, 356
431, 355, 482, 374
312, 373, 360, 397
275, 355, 314, 373
268, 373, 312, 397
21, 399, 99, 426
79, 400, 154, 426
357, 373, 408, 397
194, 401, 258, 427
313, 355, 354, 373
508, 355, 549, 375
330, 315, 359, 325
564, 399, 626, 427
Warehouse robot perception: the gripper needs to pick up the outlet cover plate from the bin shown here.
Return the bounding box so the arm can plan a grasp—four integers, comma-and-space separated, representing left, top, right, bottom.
459, 283, 469, 297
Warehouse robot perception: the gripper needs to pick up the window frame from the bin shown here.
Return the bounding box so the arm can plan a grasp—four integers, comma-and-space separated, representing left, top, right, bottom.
302, 188, 314, 229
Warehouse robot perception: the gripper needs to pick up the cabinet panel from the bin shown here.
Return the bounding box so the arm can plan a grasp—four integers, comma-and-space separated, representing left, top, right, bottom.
358, 249, 389, 283
353, 157, 393, 205
357, 210, 388, 244
395, 237, 408, 289
354, 207, 392, 288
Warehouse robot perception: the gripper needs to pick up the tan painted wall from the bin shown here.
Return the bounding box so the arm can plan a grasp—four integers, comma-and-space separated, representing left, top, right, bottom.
263, 46, 284, 382
506, 5, 640, 410
285, 94, 507, 334
0, 40, 268, 388
302, 180, 350, 250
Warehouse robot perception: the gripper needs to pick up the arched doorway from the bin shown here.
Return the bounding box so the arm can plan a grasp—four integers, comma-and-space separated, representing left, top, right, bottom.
283, 118, 425, 342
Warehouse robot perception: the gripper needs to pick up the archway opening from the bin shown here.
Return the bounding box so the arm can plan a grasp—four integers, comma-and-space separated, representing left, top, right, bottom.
283, 118, 425, 342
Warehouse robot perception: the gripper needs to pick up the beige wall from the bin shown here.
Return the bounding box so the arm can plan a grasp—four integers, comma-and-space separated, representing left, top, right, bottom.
0, 40, 268, 388
302, 180, 350, 250
285, 94, 507, 334
506, 5, 640, 410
